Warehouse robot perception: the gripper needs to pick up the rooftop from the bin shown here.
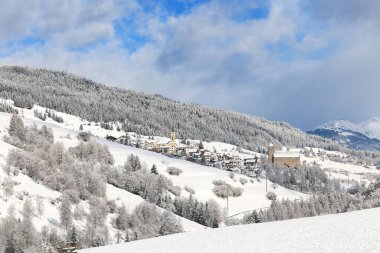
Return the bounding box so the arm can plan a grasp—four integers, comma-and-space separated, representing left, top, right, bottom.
273, 151, 300, 158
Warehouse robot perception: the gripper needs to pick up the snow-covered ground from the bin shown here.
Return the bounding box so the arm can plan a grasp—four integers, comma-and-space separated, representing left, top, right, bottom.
0, 104, 306, 220
79, 207, 380, 253
0, 110, 204, 236
97, 138, 305, 217
298, 147, 380, 184
1, 102, 379, 245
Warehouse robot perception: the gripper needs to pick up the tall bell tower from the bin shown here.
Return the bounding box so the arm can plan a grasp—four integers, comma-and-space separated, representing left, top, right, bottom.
268, 144, 274, 165
168, 132, 177, 154
170, 132, 176, 142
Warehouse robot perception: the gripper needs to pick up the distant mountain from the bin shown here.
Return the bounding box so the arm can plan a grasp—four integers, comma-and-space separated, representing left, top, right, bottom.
360, 117, 380, 140
308, 119, 380, 151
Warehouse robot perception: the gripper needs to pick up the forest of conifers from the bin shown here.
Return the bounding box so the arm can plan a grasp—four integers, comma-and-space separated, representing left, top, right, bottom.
0, 65, 337, 151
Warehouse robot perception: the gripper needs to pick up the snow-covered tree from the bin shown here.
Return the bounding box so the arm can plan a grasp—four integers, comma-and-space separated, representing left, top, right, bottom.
60, 193, 73, 230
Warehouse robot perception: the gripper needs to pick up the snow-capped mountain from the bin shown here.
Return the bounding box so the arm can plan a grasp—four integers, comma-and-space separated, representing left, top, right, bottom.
308, 118, 380, 151
360, 117, 380, 140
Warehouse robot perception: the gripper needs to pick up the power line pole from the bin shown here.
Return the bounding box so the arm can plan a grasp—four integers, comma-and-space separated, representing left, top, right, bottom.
226, 183, 229, 216
265, 165, 268, 192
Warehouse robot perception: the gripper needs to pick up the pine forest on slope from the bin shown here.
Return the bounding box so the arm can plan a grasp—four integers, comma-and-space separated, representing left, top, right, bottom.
0, 65, 337, 151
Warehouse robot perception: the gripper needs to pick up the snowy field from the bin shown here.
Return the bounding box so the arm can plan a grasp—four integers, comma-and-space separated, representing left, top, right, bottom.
299, 148, 380, 185
0, 106, 306, 220
1, 103, 380, 244
0, 111, 205, 235
79, 207, 380, 253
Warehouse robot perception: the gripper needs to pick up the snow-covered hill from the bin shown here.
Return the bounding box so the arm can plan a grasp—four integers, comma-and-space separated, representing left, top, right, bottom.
1, 100, 379, 251
0, 104, 305, 220
0, 65, 338, 151
0, 102, 311, 247
79, 207, 380, 253
309, 118, 380, 151
0, 111, 205, 239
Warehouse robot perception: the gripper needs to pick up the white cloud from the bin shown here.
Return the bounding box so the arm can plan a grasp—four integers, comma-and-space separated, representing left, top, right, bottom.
1, 0, 380, 129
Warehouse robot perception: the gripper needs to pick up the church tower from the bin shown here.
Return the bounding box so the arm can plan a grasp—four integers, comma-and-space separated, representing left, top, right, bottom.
268, 144, 274, 165
170, 132, 176, 142
168, 132, 177, 154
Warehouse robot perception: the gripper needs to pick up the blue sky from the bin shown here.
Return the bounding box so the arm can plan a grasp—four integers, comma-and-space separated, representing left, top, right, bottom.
1, 0, 379, 130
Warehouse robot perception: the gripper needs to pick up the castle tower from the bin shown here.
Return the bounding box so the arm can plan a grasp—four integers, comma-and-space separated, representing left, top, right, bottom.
268, 144, 275, 165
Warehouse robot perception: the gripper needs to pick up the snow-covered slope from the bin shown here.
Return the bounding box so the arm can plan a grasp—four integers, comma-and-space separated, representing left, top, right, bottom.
309, 118, 380, 151
0, 104, 306, 219
79, 207, 380, 253
299, 147, 380, 185
1, 101, 379, 250
99, 138, 305, 216
0, 111, 205, 236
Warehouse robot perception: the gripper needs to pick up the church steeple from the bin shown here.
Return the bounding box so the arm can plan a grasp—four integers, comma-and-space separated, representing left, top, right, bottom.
268, 144, 274, 165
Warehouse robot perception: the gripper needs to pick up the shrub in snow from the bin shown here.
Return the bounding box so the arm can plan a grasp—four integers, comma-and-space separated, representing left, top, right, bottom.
347, 181, 360, 195
212, 179, 226, 186
2, 177, 14, 198
213, 184, 243, 198
74, 205, 85, 220
239, 177, 248, 185
167, 167, 183, 176
130, 203, 183, 240
77, 131, 91, 142
107, 200, 117, 214
250, 179, 255, 184
229, 172, 235, 179
242, 210, 262, 224
63, 189, 80, 204
266, 191, 277, 201
168, 186, 182, 197
184, 185, 195, 195
224, 218, 241, 226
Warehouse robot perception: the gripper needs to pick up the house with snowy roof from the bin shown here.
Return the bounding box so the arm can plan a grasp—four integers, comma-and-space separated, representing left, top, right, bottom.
268, 144, 300, 168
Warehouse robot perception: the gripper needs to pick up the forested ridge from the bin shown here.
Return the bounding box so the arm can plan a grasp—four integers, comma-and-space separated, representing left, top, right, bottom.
0, 65, 338, 151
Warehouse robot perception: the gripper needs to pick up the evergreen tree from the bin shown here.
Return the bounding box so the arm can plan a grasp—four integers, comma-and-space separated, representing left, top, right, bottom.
150, 164, 158, 175
115, 205, 129, 230
67, 226, 78, 247
60, 194, 73, 230
9, 113, 26, 140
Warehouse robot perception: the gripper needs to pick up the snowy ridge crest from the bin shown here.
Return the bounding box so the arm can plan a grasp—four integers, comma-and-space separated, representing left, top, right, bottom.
316, 118, 380, 141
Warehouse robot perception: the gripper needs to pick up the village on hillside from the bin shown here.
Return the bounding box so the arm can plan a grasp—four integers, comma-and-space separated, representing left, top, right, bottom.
105, 130, 304, 177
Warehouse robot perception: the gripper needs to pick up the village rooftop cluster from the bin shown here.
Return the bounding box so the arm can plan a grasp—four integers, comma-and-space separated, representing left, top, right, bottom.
106, 131, 302, 176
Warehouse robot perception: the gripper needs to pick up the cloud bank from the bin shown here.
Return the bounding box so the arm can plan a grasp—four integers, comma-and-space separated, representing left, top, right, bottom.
0, 0, 379, 130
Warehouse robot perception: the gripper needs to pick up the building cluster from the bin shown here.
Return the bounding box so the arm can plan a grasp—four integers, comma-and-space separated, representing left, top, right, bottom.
108, 132, 301, 176
143, 132, 260, 175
